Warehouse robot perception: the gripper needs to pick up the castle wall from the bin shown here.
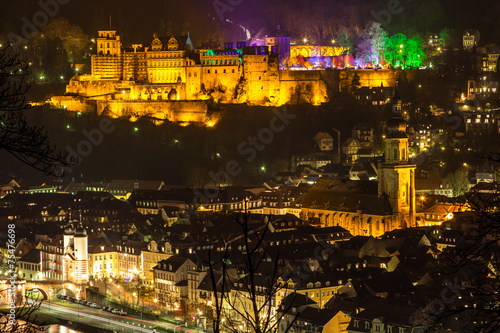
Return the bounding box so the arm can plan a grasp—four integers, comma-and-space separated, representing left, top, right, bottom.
50, 95, 97, 113
200, 65, 241, 101
338, 69, 420, 92
278, 70, 328, 105
96, 100, 208, 123
242, 54, 281, 104
66, 77, 119, 97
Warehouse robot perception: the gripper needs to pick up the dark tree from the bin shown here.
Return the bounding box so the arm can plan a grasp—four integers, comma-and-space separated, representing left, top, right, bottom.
206, 210, 298, 333
0, 286, 46, 333
0, 46, 71, 176
349, 73, 361, 95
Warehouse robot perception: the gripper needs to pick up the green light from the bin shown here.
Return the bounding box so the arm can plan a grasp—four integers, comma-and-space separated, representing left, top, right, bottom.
384, 33, 425, 69
174, 139, 179, 144
216, 153, 221, 158
66, 125, 70, 129
260, 165, 266, 172
134, 127, 139, 132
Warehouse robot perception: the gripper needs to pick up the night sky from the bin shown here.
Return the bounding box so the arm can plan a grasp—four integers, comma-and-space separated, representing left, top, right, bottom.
1, 0, 499, 46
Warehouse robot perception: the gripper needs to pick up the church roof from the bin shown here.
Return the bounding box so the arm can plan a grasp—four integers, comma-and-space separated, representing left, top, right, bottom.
302, 178, 393, 216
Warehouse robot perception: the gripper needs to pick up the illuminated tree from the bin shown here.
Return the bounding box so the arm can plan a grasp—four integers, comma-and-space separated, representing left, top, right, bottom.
384, 33, 407, 68
356, 22, 388, 67
404, 36, 426, 69
384, 34, 425, 69
334, 28, 353, 54
439, 28, 452, 49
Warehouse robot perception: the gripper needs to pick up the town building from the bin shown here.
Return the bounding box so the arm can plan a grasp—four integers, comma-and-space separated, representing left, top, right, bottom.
301, 91, 416, 237
463, 30, 480, 51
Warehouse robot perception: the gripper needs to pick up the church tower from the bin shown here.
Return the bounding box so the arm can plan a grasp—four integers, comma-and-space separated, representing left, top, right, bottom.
378, 90, 416, 228
73, 221, 89, 283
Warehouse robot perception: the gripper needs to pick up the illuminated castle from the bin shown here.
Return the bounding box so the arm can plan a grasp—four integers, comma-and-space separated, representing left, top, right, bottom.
50, 29, 417, 124
51, 30, 331, 121
301, 91, 416, 237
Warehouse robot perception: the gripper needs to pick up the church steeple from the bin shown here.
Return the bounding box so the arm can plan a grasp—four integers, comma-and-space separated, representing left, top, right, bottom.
378, 88, 416, 228
384, 89, 409, 164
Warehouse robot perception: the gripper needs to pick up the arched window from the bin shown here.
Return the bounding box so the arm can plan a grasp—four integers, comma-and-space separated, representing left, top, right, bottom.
393, 148, 398, 160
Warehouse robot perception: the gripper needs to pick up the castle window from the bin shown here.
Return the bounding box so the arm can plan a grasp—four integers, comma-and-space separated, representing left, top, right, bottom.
394, 148, 398, 159
215, 70, 217, 74
207, 70, 210, 74
223, 69, 226, 73
194, 72, 197, 77
232, 69, 235, 73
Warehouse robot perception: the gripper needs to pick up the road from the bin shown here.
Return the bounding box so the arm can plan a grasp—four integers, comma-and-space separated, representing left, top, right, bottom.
36, 301, 196, 333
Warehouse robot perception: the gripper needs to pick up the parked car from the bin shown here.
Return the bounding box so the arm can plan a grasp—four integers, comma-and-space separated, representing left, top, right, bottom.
118, 310, 127, 316
67, 297, 74, 302
106, 307, 114, 312
85, 301, 92, 306
102, 306, 108, 311
111, 309, 120, 314
72, 298, 79, 303
90, 303, 98, 308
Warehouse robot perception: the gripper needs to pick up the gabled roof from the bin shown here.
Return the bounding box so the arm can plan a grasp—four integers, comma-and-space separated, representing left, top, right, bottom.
348, 301, 423, 328
280, 292, 316, 311
313, 132, 333, 141
296, 307, 342, 327
154, 255, 194, 272
19, 248, 41, 264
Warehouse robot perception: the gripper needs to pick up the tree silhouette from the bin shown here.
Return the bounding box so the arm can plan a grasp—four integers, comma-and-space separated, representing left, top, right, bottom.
0, 46, 71, 176
206, 211, 298, 333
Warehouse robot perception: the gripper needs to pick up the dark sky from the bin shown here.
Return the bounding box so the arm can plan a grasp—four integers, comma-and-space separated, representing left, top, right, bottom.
1, 0, 499, 46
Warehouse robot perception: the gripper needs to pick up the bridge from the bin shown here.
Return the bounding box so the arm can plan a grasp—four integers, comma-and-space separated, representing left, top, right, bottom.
0, 280, 89, 305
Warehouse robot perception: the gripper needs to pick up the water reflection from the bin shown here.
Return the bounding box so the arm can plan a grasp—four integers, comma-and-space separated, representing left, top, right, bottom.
41, 325, 82, 333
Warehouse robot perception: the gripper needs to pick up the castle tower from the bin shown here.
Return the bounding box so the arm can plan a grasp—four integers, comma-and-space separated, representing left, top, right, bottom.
96, 30, 121, 56
73, 222, 89, 283
63, 221, 75, 250
378, 89, 416, 228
